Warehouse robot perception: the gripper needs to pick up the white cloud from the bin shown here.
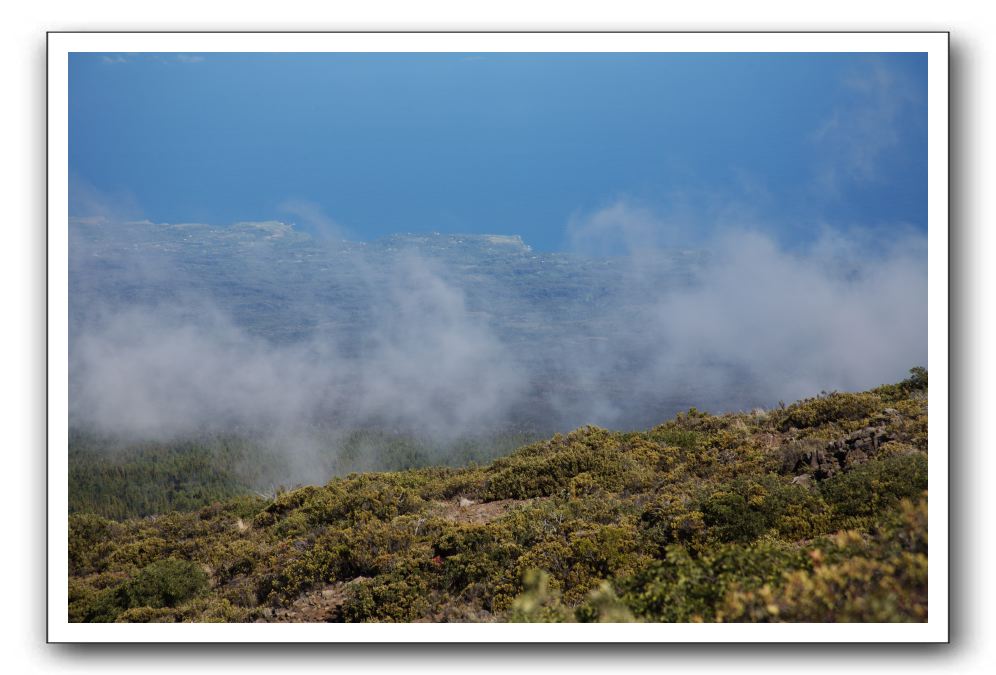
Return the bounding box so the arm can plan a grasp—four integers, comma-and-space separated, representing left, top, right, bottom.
70, 249, 526, 445
69, 190, 926, 471
563, 200, 927, 413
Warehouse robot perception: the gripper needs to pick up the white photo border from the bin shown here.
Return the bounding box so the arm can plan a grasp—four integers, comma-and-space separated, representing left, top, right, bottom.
47, 31, 949, 643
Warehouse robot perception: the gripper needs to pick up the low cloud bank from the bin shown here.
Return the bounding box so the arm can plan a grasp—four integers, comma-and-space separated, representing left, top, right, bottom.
70, 254, 526, 443
617, 226, 926, 410
69, 206, 927, 464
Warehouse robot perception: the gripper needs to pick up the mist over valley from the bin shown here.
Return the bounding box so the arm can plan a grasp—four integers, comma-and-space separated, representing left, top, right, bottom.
68, 214, 926, 491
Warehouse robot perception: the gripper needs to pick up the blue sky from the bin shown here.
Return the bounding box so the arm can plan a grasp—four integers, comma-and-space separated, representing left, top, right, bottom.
69, 52, 927, 252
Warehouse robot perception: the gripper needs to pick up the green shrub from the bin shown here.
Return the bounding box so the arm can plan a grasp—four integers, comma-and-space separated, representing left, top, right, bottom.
700, 474, 829, 543
265, 538, 352, 601
820, 453, 928, 522
69, 557, 209, 622
107, 537, 171, 571
341, 575, 430, 622
306, 478, 424, 525
639, 493, 707, 553
718, 498, 928, 622
620, 540, 810, 622
483, 426, 660, 500
115, 606, 177, 623
69, 584, 125, 623
122, 558, 209, 609
647, 427, 701, 451
213, 540, 262, 583
436, 522, 524, 612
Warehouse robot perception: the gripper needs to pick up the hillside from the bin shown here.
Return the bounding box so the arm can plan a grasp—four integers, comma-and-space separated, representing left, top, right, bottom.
68, 369, 929, 623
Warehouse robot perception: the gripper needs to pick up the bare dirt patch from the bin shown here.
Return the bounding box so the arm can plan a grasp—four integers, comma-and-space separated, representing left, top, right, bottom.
430, 497, 533, 525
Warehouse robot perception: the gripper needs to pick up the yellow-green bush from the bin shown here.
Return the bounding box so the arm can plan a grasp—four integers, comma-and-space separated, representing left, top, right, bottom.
341, 574, 431, 622
772, 392, 882, 432
619, 540, 811, 622
700, 474, 830, 543
508, 569, 573, 623
718, 498, 928, 622
69, 513, 122, 574
820, 453, 928, 524
873, 367, 928, 403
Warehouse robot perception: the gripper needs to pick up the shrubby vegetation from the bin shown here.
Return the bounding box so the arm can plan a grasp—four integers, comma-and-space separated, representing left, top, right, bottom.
68, 369, 929, 623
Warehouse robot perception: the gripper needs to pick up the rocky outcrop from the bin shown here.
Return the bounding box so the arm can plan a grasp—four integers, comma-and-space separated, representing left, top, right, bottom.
256, 579, 364, 623
792, 425, 893, 480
